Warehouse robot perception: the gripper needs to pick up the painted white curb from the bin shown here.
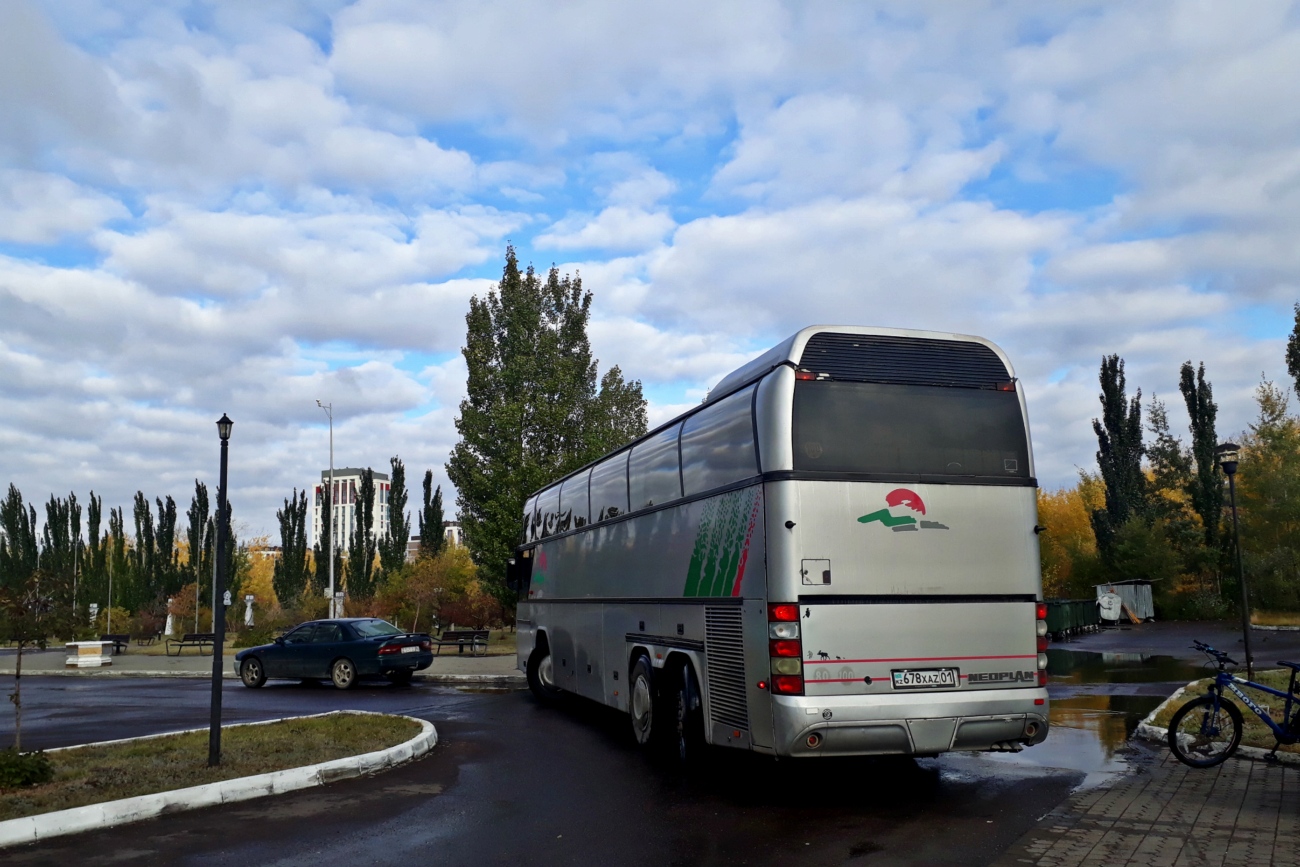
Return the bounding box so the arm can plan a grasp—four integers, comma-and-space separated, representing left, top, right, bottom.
1253, 624, 1300, 632
1133, 675, 1300, 768
0, 710, 436, 849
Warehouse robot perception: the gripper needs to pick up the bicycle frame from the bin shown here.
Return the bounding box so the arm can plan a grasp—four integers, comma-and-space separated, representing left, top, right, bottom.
1208, 669, 1299, 743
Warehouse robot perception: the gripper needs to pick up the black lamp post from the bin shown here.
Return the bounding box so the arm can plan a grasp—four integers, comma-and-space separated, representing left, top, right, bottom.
1216, 441, 1252, 679
209, 413, 233, 767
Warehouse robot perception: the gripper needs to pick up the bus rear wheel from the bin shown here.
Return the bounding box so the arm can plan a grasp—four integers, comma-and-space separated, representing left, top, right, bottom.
630, 656, 658, 748
672, 662, 706, 766
527, 644, 562, 705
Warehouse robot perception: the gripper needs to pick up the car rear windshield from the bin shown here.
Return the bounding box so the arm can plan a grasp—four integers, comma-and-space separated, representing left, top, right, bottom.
351, 619, 402, 637
792, 381, 1030, 479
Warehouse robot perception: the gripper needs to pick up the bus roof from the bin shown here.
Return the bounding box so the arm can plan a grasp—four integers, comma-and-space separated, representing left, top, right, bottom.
706, 325, 1013, 403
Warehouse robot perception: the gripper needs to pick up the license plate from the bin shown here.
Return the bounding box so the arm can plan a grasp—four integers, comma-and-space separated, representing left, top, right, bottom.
400, 645, 419, 654
891, 668, 958, 689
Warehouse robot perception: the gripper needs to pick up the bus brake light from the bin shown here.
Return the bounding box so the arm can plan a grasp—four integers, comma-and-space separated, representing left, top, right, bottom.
769, 639, 801, 658
1035, 603, 1048, 621
770, 604, 799, 622
771, 674, 804, 695
794, 370, 816, 381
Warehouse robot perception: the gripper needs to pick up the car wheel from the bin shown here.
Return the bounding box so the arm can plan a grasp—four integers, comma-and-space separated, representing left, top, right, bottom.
330, 658, 357, 690
240, 657, 266, 689
672, 662, 706, 766
629, 655, 659, 749
527, 643, 562, 704
387, 669, 414, 685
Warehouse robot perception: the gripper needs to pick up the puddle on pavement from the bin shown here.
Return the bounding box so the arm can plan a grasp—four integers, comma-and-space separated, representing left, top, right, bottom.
977, 648, 1207, 789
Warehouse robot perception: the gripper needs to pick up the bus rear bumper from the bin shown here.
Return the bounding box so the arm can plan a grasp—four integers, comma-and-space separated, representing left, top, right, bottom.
770, 688, 1049, 758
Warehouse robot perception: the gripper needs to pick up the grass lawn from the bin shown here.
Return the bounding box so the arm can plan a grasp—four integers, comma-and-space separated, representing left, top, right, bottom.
0, 712, 423, 822
1151, 668, 1300, 756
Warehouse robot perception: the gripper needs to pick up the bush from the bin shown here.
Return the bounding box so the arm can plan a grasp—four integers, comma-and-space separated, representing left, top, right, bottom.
0, 749, 54, 789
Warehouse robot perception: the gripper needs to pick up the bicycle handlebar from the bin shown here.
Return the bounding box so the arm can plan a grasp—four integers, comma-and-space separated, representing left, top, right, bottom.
1192, 640, 1238, 666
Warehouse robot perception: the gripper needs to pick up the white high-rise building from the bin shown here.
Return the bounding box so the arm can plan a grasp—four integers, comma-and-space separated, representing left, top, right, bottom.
311, 469, 390, 553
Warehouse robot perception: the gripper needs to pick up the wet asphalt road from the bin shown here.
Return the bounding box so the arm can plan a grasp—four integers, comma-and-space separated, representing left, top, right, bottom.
1, 676, 1084, 867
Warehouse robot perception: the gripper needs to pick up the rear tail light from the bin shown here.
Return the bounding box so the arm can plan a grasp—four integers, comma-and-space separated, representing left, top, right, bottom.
769, 639, 801, 658
997, 380, 1017, 392
1036, 603, 1048, 621
768, 603, 804, 695
378, 644, 400, 656
420, 640, 431, 651
794, 370, 816, 381
771, 675, 804, 695
1035, 602, 1049, 684
1037, 671, 1049, 687
1037, 653, 1048, 670
1037, 635, 1049, 652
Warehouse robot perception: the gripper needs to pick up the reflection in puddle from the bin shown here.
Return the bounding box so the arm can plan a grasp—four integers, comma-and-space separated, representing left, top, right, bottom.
978, 649, 1202, 789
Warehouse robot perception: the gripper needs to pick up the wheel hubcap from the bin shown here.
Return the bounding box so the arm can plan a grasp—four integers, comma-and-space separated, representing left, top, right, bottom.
539, 654, 555, 688
632, 676, 652, 737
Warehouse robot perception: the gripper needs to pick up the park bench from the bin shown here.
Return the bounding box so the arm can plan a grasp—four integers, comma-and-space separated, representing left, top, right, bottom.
432, 629, 490, 657
135, 631, 163, 647
166, 632, 216, 656
99, 634, 130, 655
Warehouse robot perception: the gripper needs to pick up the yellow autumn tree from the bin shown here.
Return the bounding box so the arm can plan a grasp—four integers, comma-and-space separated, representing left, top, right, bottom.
1038, 477, 1101, 597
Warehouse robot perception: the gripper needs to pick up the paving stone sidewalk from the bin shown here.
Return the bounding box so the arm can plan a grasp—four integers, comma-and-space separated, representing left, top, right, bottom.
993, 747, 1299, 867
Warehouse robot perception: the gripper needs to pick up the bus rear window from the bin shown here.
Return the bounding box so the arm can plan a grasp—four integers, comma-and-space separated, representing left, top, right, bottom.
792, 381, 1029, 478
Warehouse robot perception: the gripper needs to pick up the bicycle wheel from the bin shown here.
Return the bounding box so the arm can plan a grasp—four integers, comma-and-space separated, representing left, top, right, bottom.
1167, 694, 1243, 768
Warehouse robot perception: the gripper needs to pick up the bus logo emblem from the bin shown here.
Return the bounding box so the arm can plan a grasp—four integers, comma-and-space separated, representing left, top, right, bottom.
858, 489, 949, 532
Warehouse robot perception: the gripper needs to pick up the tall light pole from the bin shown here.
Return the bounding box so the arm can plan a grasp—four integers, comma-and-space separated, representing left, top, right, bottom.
209, 413, 233, 767
1216, 442, 1252, 679
317, 400, 336, 618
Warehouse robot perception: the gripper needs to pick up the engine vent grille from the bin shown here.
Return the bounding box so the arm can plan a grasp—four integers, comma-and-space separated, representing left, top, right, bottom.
704, 606, 749, 732
798, 332, 1010, 389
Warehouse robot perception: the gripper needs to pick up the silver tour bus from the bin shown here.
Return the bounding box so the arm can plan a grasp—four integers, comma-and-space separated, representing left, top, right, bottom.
508, 325, 1049, 760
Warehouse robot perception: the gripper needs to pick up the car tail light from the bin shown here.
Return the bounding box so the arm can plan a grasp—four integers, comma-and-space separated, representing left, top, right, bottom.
378, 644, 400, 656
420, 640, 431, 651
769, 603, 803, 695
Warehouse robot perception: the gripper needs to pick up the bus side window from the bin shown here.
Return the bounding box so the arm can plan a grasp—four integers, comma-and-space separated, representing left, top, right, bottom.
561, 469, 591, 529
523, 495, 539, 543
681, 385, 758, 496
590, 451, 629, 522
536, 486, 561, 538
629, 422, 683, 510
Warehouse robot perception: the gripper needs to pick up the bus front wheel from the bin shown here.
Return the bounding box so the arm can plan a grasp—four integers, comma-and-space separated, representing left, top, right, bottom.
630, 656, 657, 747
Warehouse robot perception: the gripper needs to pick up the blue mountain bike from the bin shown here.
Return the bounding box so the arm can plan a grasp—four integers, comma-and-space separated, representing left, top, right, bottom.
1166, 640, 1300, 768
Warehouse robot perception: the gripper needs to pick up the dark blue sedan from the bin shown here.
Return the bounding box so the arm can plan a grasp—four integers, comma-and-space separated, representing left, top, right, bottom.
234, 618, 433, 690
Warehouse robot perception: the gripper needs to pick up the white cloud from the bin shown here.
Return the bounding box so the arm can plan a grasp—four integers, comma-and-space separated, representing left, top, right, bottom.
0, 171, 129, 243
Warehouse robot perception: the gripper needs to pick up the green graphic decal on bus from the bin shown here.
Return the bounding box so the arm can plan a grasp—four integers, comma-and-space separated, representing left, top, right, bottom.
858, 488, 949, 532
684, 486, 763, 597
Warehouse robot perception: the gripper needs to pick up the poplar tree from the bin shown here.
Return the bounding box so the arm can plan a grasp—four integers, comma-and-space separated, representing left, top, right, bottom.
38, 492, 80, 580
130, 492, 156, 610
418, 471, 446, 560
154, 495, 179, 596
1179, 361, 1222, 552
447, 246, 648, 597
378, 456, 411, 576
83, 492, 107, 612
312, 483, 343, 596
1090, 355, 1146, 565
0, 485, 38, 591
186, 481, 212, 604
346, 469, 378, 599
273, 489, 311, 606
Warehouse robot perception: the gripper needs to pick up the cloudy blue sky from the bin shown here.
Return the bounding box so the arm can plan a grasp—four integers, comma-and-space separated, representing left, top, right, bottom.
2, 0, 1298, 540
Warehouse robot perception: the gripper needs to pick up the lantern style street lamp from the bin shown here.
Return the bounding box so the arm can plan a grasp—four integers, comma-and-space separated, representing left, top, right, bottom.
1216, 441, 1253, 679
209, 413, 233, 767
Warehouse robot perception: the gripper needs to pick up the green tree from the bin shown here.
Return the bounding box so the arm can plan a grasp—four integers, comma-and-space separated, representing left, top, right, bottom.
1090, 355, 1146, 568
1145, 396, 1208, 578
346, 469, 378, 599
154, 495, 180, 597
185, 481, 212, 606
106, 507, 129, 614
1238, 381, 1300, 611
1179, 361, 1222, 552
81, 492, 107, 618
130, 492, 155, 610
0, 485, 38, 592
273, 489, 311, 606
418, 471, 446, 560
312, 483, 342, 598
378, 457, 411, 578
1286, 302, 1300, 400
447, 246, 648, 597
